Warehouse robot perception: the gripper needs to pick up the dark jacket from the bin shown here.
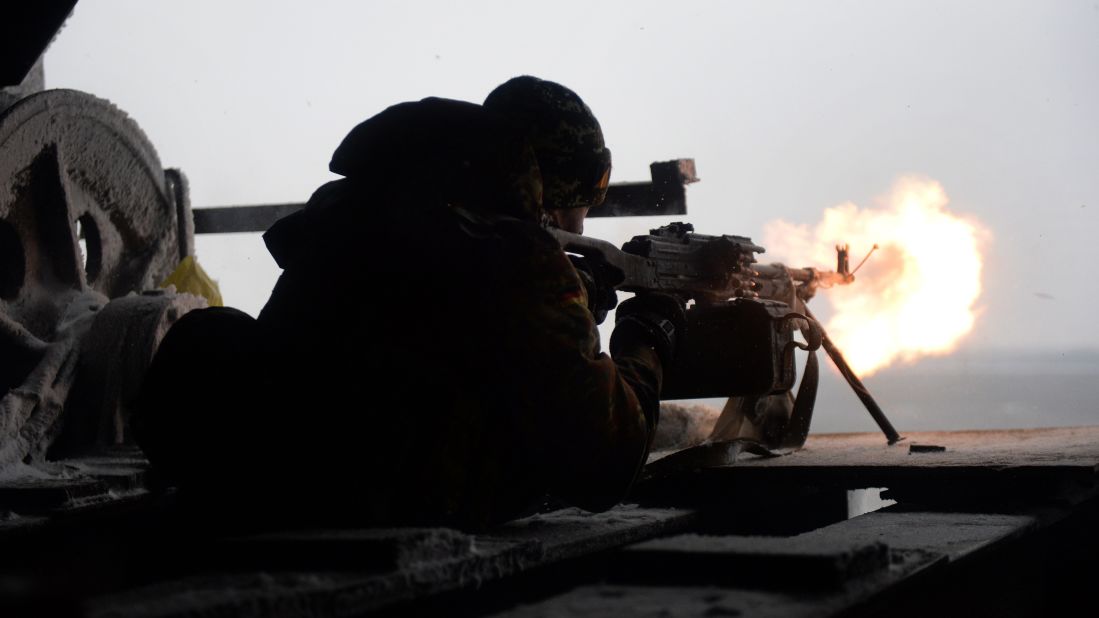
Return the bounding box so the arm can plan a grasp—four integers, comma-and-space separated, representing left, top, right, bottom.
136, 98, 661, 530
254, 178, 661, 528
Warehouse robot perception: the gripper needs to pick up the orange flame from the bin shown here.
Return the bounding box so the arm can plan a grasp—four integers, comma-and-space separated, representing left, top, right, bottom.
764, 176, 988, 376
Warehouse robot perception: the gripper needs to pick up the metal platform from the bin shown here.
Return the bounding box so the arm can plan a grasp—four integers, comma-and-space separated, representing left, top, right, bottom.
1, 426, 1096, 617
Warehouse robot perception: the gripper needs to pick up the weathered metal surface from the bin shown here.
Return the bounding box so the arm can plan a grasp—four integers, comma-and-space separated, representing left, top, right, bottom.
211, 528, 475, 573
489, 550, 940, 618
164, 169, 194, 262
0, 89, 200, 472
85, 507, 697, 618
614, 533, 890, 589
0, 477, 115, 513
487, 503, 1065, 617
587, 159, 698, 218
0, 89, 184, 299
490, 506, 699, 565
649, 426, 1099, 474
0, 451, 148, 518
797, 511, 1037, 562
192, 202, 305, 235
728, 426, 1099, 491
53, 290, 207, 453
2, 428, 1096, 616
640, 427, 1099, 512
908, 443, 946, 453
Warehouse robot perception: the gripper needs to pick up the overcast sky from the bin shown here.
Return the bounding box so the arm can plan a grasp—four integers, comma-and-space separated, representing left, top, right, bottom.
44, 0, 1099, 353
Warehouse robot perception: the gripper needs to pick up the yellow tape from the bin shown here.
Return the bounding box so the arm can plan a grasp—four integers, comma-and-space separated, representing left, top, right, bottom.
159, 255, 223, 307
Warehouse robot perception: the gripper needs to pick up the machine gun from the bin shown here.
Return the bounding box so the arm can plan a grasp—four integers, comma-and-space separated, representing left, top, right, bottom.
550, 222, 901, 445
565, 221, 853, 305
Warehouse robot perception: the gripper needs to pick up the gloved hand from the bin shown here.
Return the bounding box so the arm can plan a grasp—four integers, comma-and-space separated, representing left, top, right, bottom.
609, 293, 687, 367
569, 255, 622, 325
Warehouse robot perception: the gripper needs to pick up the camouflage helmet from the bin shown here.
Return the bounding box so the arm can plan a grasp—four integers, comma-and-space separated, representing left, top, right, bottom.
484, 76, 612, 210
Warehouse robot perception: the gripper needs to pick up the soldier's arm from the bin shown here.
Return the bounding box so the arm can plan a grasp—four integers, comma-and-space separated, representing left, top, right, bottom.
499, 225, 662, 512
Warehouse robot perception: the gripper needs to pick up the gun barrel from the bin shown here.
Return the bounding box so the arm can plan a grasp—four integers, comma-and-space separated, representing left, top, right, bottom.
754, 265, 853, 286
803, 269, 854, 287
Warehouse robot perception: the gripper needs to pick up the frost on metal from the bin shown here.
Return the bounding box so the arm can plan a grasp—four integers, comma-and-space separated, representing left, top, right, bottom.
0, 90, 199, 474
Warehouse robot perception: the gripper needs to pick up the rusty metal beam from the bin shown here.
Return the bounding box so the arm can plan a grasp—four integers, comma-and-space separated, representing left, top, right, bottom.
191, 203, 303, 235
191, 159, 698, 235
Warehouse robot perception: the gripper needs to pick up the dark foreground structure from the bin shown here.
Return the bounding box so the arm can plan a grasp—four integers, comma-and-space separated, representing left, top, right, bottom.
3, 5, 1098, 617
2, 427, 1098, 617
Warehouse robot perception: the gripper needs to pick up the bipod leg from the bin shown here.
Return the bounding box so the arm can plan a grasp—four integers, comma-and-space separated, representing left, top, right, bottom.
804, 308, 903, 445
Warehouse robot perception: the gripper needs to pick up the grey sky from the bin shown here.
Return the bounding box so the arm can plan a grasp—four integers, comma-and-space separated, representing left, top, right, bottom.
44, 0, 1099, 353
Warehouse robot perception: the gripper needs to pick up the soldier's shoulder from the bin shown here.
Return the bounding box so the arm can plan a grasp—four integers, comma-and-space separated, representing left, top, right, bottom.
492, 216, 559, 249
485, 217, 569, 272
